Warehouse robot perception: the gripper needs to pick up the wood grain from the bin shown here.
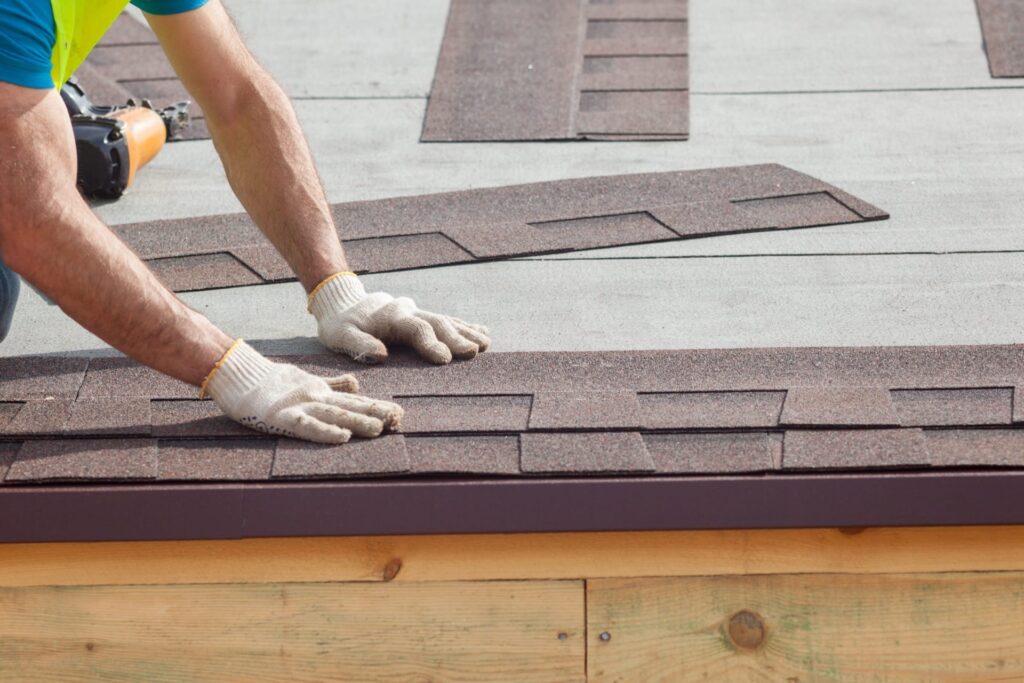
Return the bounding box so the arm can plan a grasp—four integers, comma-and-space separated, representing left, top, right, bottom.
4, 526, 1024, 587
587, 572, 1024, 682
0, 580, 584, 683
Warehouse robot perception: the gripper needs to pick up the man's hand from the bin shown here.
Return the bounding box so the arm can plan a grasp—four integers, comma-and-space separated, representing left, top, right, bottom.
309, 273, 491, 365
204, 340, 403, 443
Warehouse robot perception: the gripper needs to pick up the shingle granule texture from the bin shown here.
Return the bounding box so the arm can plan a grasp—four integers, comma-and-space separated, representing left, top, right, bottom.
976, 0, 1024, 77
3, 344, 1024, 484
110, 164, 888, 292
423, 0, 690, 141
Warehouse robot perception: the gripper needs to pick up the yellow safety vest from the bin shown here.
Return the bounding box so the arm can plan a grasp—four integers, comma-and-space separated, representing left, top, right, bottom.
49, 0, 132, 88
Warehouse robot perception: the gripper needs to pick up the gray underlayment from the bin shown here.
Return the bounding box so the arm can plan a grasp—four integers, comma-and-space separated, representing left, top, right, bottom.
4, 0, 1023, 357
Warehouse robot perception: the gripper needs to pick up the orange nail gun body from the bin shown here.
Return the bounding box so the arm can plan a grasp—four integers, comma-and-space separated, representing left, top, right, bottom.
60, 76, 191, 199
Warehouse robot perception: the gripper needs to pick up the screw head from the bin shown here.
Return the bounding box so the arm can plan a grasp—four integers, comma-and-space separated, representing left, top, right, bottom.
599, 631, 611, 642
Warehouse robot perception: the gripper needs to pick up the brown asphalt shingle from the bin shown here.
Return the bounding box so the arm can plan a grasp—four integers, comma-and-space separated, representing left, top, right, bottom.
2, 345, 1024, 485
782, 429, 931, 471
891, 388, 1014, 427
780, 387, 900, 427
976, 0, 1024, 78
397, 395, 533, 433
110, 164, 887, 293
643, 432, 778, 474
520, 432, 655, 474
3, 400, 74, 436
423, 0, 688, 141
6, 439, 158, 482
272, 435, 410, 479
158, 439, 274, 481
405, 435, 522, 475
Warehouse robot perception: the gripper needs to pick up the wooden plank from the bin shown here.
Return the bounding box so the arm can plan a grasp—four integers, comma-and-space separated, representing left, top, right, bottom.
5, 526, 1024, 587
0, 580, 584, 683
587, 573, 1024, 682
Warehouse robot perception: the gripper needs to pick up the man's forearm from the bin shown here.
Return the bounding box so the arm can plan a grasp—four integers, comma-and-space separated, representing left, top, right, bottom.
0, 84, 232, 385
8, 203, 233, 385
206, 71, 348, 292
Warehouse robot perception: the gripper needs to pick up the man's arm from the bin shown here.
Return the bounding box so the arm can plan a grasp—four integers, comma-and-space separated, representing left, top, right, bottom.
145, 0, 345, 292
0, 81, 402, 443
0, 82, 231, 385
146, 1, 492, 365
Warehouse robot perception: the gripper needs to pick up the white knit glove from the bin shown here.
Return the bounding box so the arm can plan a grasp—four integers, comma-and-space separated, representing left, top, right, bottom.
308, 272, 491, 365
201, 340, 403, 444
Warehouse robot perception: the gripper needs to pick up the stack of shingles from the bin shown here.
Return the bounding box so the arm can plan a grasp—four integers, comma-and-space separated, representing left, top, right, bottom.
2, 345, 1023, 485
73, 13, 209, 139
577, 0, 689, 139
422, 0, 689, 141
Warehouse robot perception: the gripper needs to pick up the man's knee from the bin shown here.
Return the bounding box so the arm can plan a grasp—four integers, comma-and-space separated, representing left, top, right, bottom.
0, 259, 19, 343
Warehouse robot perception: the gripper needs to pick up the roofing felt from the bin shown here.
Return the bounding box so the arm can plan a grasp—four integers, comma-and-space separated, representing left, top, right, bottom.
110, 164, 887, 293
76, 14, 210, 140
422, 0, 689, 141
5, 344, 1024, 541
976, 0, 1024, 77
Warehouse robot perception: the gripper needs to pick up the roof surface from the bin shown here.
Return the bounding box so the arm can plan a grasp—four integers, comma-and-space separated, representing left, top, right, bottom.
4, 344, 1024, 541
2, 0, 1022, 540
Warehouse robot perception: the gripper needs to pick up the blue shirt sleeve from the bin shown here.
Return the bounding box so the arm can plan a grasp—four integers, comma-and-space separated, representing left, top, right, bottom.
0, 0, 57, 89
131, 0, 210, 15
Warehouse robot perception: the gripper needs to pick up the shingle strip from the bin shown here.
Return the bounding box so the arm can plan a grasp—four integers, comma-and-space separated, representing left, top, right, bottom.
579, 56, 688, 91
5, 439, 158, 483
780, 387, 900, 427
0, 356, 89, 401
4, 345, 1024, 484
891, 388, 1013, 427
110, 165, 887, 293
422, 0, 583, 141
583, 19, 688, 56
586, 0, 689, 20
151, 400, 253, 438
406, 435, 521, 475
528, 391, 642, 430
520, 432, 654, 474
422, 0, 688, 141
397, 395, 532, 433
924, 429, 1024, 467
2, 401, 74, 436
639, 391, 785, 429
643, 432, 776, 474
783, 429, 930, 471
272, 435, 410, 479
158, 439, 275, 481
976, 0, 1024, 78
64, 398, 152, 436
79, 357, 193, 400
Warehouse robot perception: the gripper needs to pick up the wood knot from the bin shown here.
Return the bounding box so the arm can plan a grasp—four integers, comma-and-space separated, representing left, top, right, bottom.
727, 610, 766, 651
382, 557, 403, 582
